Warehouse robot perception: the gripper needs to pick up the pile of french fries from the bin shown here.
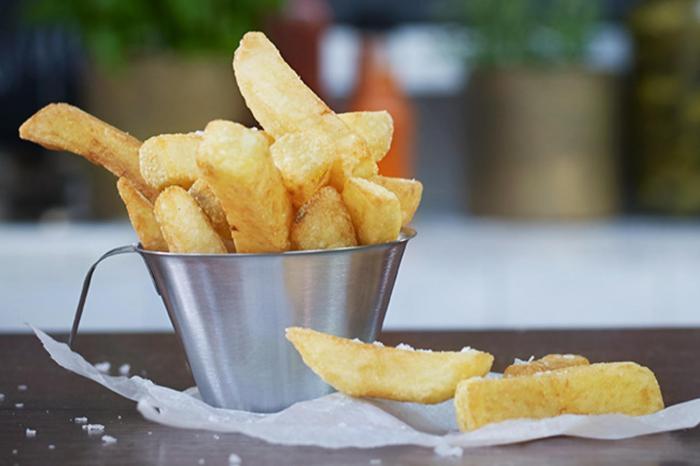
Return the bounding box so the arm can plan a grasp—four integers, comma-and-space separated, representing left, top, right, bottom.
286, 327, 665, 432
19, 32, 422, 254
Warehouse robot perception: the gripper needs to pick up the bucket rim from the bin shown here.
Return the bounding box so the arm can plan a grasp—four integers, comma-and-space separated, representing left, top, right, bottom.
137, 227, 417, 258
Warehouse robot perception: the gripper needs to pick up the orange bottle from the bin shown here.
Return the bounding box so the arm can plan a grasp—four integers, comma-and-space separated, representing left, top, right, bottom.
349, 35, 415, 179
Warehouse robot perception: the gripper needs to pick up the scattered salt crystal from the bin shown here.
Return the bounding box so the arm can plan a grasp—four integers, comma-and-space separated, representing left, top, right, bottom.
25, 428, 36, 438
213, 434, 220, 440
118, 364, 130, 376
147, 431, 152, 435
17, 385, 27, 391
460, 346, 473, 353
372, 341, 385, 347
83, 424, 105, 434
73, 417, 88, 424
369, 459, 382, 464
351, 338, 364, 344
562, 354, 576, 359
198, 459, 205, 465
117, 415, 122, 420
228, 453, 242, 464
48, 444, 55, 450
0, 393, 4, 402
195, 130, 205, 136
15, 403, 24, 409
12, 449, 18, 455
395, 343, 415, 351
94, 362, 111, 373
433, 444, 463, 457
513, 356, 535, 365
101, 435, 117, 445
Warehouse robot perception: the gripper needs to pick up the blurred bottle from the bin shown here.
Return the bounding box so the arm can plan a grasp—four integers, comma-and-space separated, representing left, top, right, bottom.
629, 0, 700, 214
268, 0, 331, 99
349, 34, 415, 179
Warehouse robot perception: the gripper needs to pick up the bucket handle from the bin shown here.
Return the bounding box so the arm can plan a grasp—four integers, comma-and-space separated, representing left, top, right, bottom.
68, 244, 138, 349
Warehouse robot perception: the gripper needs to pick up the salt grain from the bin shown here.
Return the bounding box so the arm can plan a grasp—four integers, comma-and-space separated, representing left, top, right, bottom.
513, 356, 535, 366
369, 459, 382, 464
25, 428, 36, 438
395, 343, 415, 351
118, 364, 130, 376
83, 424, 105, 434
0, 393, 4, 402
433, 444, 463, 457
213, 434, 220, 440
101, 435, 117, 445
372, 341, 385, 347
94, 361, 111, 373
198, 459, 205, 465
147, 431, 152, 435
117, 415, 122, 420
460, 346, 473, 353
12, 449, 17, 455
15, 403, 24, 409
228, 453, 242, 464
17, 385, 27, 391
73, 416, 88, 424
48, 444, 55, 450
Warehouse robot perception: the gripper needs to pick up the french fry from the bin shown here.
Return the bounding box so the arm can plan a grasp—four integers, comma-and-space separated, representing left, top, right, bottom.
342, 177, 402, 245
339, 111, 393, 162
270, 129, 334, 208
188, 179, 235, 252
233, 31, 376, 190
504, 354, 590, 378
116, 178, 167, 251
370, 176, 423, 226
18, 103, 158, 201
153, 186, 226, 254
455, 362, 664, 431
286, 327, 493, 404
196, 120, 292, 253
290, 187, 357, 250
139, 133, 201, 191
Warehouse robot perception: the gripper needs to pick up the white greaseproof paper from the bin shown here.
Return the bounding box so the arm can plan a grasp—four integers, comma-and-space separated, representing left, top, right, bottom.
33, 327, 700, 453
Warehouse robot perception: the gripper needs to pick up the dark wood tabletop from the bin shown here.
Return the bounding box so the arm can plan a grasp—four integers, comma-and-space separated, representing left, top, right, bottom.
2, 328, 699, 466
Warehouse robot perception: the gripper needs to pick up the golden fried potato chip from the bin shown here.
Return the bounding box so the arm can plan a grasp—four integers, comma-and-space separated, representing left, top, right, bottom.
290, 187, 357, 250
188, 179, 235, 252
504, 354, 590, 378
342, 177, 402, 245
233, 32, 375, 191
455, 362, 664, 431
370, 176, 423, 226
286, 327, 494, 404
197, 120, 292, 253
339, 111, 393, 161
139, 133, 201, 190
19, 103, 158, 201
270, 129, 334, 208
116, 178, 167, 251
153, 186, 226, 254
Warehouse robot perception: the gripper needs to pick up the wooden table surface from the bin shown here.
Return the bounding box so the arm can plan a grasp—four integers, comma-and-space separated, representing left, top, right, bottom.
2, 329, 699, 466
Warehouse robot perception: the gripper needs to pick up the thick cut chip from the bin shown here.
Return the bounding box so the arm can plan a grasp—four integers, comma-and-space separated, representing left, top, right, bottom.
339, 111, 393, 161
290, 187, 357, 250
153, 186, 226, 254
233, 32, 375, 190
188, 179, 235, 252
504, 354, 590, 378
270, 129, 334, 208
370, 176, 423, 226
455, 362, 664, 431
116, 178, 167, 251
18, 103, 157, 201
197, 120, 292, 253
342, 177, 401, 245
286, 327, 494, 404
139, 133, 201, 190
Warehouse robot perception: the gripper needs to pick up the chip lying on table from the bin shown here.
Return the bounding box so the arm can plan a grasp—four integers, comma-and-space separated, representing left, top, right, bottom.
285, 327, 494, 404
455, 361, 664, 431
18, 31, 423, 254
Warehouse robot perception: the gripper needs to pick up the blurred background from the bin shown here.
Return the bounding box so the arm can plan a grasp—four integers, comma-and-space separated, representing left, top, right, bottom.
2, 0, 700, 332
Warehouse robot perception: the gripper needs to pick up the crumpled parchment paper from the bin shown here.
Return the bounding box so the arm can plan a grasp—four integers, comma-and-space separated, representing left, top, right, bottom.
33, 327, 700, 453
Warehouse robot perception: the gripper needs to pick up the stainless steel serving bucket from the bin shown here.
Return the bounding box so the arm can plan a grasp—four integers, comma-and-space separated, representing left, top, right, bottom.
69, 228, 415, 412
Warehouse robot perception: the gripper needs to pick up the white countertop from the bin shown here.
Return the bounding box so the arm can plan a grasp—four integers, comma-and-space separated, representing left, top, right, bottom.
2, 217, 700, 332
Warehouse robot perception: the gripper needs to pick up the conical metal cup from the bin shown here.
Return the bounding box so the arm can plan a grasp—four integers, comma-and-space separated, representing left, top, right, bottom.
70, 228, 415, 412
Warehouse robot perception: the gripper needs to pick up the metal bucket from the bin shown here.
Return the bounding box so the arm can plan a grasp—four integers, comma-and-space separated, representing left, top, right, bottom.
69, 228, 415, 412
